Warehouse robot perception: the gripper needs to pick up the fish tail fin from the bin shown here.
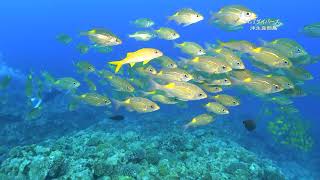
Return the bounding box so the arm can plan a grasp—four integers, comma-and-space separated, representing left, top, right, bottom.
79, 31, 88, 36
111, 98, 123, 110
204, 42, 215, 50
178, 57, 190, 66
183, 123, 190, 130
257, 38, 268, 46
142, 90, 157, 97
174, 42, 180, 48
109, 60, 123, 73
216, 40, 225, 47
149, 80, 161, 91
80, 29, 96, 36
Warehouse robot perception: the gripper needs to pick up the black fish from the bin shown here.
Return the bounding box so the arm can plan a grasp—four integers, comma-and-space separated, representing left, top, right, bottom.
243, 119, 256, 131
109, 115, 125, 121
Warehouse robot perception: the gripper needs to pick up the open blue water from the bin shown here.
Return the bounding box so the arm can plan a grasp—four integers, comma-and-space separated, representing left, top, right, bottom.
0, 0, 319, 179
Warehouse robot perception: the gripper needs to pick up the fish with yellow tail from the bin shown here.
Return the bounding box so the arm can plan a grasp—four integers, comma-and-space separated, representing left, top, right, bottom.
112, 97, 160, 113
109, 48, 163, 73
184, 114, 214, 129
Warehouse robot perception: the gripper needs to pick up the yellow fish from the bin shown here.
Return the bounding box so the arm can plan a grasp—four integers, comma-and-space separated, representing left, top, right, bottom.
213, 94, 240, 106
205, 102, 229, 115
78, 93, 111, 107
184, 114, 214, 129
109, 48, 163, 73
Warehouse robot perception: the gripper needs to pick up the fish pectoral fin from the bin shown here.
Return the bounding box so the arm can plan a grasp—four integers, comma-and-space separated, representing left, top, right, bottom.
143, 60, 151, 65
130, 62, 136, 67
234, 17, 240, 23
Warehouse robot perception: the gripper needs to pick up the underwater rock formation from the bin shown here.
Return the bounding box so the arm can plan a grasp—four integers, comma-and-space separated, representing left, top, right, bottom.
0, 127, 288, 179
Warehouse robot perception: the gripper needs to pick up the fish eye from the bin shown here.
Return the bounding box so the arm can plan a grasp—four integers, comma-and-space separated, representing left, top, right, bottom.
198, 93, 203, 97
149, 68, 153, 72
274, 85, 279, 89
199, 49, 202, 52
73, 82, 77, 85
233, 101, 237, 104
246, 12, 251, 16
150, 105, 154, 109
104, 100, 109, 104
297, 49, 301, 53
184, 74, 189, 78
224, 79, 228, 82
173, 33, 176, 36
196, 15, 199, 17
222, 66, 226, 70
222, 109, 225, 112
155, 51, 159, 54
236, 62, 240, 65
169, 63, 174, 67
284, 61, 288, 64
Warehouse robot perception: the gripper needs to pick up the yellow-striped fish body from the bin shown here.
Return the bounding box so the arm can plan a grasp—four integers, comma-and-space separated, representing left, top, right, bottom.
109, 48, 163, 73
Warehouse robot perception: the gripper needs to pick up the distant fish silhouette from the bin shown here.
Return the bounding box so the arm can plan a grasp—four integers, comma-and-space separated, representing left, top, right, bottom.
109, 115, 125, 121
243, 119, 256, 131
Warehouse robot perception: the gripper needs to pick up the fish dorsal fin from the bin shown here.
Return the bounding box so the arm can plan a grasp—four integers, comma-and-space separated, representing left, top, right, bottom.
192, 57, 200, 62
124, 99, 131, 104
130, 62, 136, 67
253, 47, 262, 53
165, 82, 175, 89
216, 40, 225, 46
243, 77, 252, 83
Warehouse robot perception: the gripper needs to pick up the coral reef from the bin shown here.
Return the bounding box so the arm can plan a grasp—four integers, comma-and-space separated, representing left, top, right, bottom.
268, 115, 314, 151
0, 126, 288, 179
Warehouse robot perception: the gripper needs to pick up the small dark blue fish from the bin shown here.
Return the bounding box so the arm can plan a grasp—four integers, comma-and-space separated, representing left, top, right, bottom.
243, 119, 256, 131
109, 115, 125, 121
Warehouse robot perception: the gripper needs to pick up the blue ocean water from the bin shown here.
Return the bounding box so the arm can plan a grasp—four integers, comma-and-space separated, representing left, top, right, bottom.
0, 0, 320, 179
